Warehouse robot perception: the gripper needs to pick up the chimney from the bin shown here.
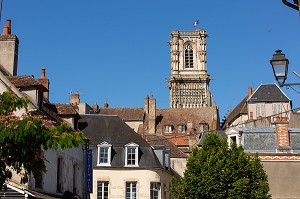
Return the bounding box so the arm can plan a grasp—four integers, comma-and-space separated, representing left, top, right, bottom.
92, 102, 99, 112
248, 86, 253, 97
0, 20, 19, 76
6, 20, 11, 34
148, 95, 156, 134
38, 68, 50, 101
144, 95, 149, 114
103, 99, 109, 108
275, 117, 291, 153
70, 91, 80, 105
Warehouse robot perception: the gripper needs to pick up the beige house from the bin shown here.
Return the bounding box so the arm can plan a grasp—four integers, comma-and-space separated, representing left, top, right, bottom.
78, 114, 174, 199
223, 84, 292, 129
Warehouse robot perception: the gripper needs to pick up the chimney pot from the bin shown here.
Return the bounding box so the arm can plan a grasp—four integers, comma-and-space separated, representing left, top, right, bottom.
6, 20, 11, 34
2, 26, 9, 35
40, 68, 46, 78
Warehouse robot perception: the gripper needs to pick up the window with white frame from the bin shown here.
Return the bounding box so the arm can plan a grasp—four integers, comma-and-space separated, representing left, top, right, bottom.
97, 142, 112, 166
125, 143, 139, 167
256, 103, 265, 118
126, 182, 137, 199
97, 181, 109, 199
165, 125, 173, 133
150, 182, 161, 199
273, 103, 282, 116
178, 125, 186, 133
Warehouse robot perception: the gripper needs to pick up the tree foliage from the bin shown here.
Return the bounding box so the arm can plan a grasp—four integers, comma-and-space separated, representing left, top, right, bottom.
0, 90, 86, 188
169, 132, 271, 199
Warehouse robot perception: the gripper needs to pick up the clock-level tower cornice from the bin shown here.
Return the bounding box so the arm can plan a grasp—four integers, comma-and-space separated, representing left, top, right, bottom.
167, 28, 213, 109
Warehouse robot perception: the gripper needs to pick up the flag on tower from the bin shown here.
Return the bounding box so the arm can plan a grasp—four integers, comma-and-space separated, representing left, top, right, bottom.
193, 20, 199, 27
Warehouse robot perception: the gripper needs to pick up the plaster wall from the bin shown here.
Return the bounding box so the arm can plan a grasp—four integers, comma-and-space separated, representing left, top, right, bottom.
30, 146, 84, 197
248, 102, 290, 121
262, 161, 300, 199
170, 158, 187, 177
230, 114, 248, 127
125, 121, 143, 132
91, 169, 172, 199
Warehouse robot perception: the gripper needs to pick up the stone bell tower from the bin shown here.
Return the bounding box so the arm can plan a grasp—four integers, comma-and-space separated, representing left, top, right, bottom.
167, 29, 212, 108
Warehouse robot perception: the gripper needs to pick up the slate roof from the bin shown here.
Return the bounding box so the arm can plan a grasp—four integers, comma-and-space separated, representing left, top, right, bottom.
99, 108, 145, 121
248, 84, 290, 103
236, 127, 300, 152
198, 130, 227, 146
78, 114, 163, 168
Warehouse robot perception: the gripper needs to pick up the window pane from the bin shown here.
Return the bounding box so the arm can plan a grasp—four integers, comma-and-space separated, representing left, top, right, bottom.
97, 181, 108, 199
127, 148, 136, 165
150, 183, 160, 199
126, 182, 137, 199
100, 148, 108, 163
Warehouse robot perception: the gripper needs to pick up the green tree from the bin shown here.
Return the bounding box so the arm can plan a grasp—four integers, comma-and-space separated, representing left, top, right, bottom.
170, 132, 271, 199
0, 90, 86, 188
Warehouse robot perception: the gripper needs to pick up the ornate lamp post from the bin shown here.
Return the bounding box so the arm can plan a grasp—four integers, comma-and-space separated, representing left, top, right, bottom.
270, 50, 300, 87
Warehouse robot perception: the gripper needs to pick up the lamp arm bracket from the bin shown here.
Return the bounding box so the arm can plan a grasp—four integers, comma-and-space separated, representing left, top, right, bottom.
282, 0, 299, 10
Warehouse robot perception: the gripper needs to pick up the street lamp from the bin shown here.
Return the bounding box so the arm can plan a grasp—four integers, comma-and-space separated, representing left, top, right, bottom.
270, 50, 289, 85
270, 49, 300, 87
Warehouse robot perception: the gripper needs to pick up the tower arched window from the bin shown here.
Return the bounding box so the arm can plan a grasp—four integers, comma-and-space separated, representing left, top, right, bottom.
184, 43, 194, 68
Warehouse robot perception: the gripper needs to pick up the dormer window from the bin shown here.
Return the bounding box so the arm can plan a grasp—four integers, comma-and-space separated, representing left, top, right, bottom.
125, 142, 139, 167
165, 125, 173, 133
97, 142, 112, 166
178, 125, 186, 133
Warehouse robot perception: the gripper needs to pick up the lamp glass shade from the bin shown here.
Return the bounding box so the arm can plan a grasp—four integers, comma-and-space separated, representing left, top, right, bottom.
272, 61, 287, 81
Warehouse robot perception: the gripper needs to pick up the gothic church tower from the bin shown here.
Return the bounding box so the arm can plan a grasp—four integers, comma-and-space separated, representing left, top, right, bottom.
167, 29, 212, 108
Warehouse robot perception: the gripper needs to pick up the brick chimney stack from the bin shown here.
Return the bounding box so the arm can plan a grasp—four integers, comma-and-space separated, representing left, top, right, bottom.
92, 102, 99, 112
275, 117, 291, 153
0, 19, 19, 76
38, 68, 50, 101
148, 96, 156, 134
103, 99, 109, 108
248, 86, 253, 97
70, 91, 80, 105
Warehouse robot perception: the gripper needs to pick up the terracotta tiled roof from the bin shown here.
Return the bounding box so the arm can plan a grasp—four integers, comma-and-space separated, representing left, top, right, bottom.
156, 107, 219, 132
44, 103, 79, 116
165, 134, 189, 146
99, 108, 144, 121
40, 104, 64, 123
144, 135, 187, 158
7, 76, 47, 90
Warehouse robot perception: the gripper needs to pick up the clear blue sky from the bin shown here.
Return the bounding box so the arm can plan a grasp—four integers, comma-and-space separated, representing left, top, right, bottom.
2, 1, 300, 119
